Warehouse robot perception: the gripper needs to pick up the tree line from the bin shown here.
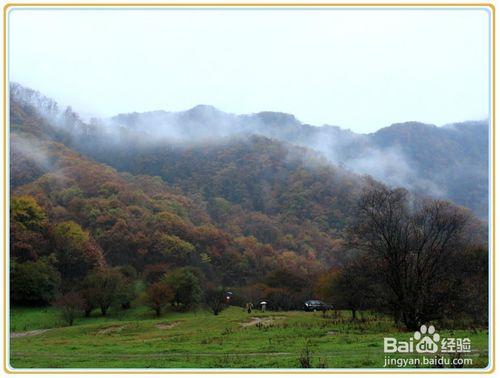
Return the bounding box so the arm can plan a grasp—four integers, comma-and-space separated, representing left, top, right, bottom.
317, 183, 488, 330
11, 183, 488, 331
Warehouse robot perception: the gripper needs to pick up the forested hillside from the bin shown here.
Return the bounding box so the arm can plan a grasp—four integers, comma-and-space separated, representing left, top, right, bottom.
11, 82, 488, 219
9, 83, 488, 329
108, 100, 489, 219
10, 87, 363, 310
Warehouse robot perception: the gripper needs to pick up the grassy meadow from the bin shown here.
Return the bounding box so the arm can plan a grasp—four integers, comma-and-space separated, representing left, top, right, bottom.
9, 306, 489, 369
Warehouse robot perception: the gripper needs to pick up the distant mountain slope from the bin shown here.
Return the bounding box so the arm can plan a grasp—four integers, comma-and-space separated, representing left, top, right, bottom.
10, 92, 361, 277
10, 83, 489, 219
109, 109, 489, 219
370, 121, 488, 218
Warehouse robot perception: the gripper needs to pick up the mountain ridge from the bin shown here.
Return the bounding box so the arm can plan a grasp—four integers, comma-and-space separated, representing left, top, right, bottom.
10, 82, 489, 219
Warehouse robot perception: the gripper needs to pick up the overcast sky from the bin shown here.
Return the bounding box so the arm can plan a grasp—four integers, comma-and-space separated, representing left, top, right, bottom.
8, 7, 490, 133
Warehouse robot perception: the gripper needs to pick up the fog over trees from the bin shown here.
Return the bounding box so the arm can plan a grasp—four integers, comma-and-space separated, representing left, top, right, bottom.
9, 83, 488, 329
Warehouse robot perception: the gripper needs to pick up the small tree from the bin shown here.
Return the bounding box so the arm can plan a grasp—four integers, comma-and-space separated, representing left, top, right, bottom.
204, 285, 227, 315
80, 269, 125, 316
331, 256, 378, 320
116, 266, 137, 309
79, 286, 97, 317
10, 259, 60, 305
11, 196, 47, 231
160, 235, 196, 265
145, 282, 174, 316
162, 267, 203, 311
54, 292, 85, 326
53, 221, 103, 284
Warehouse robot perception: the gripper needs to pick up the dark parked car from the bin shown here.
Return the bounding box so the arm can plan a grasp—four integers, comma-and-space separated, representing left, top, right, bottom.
303, 300, 332, 312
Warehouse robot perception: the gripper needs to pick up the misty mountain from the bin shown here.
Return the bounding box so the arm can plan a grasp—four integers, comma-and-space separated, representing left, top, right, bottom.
10, 83, 489, 219
109, 101, 489, 220
370, 121, 489, 219
10, 89, 366, 278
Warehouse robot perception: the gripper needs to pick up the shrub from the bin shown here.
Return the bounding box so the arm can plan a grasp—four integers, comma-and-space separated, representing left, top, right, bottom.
10, 259, 60, 305
162, 267, 203, 311
298, 341, 312, 368
54, 292, 85, 326
145, 282, 174, 316
204, 285, 227, 315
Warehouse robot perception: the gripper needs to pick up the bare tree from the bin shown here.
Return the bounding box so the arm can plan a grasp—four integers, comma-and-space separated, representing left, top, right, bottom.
331, 255, 379, 320
204, 285, 227, 315
145, 282, 174, 316
54, 292, 85, 326
348, 184, 472, 330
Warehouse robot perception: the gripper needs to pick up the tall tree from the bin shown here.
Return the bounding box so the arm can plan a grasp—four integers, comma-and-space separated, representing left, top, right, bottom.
348, 184, 472, 330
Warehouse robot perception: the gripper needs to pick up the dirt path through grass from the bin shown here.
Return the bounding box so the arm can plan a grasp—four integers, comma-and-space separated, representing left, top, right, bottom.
9, 307, 490, 368
155, 321, 180, 330
240, 316, 284, 327
10, 329, 49, 339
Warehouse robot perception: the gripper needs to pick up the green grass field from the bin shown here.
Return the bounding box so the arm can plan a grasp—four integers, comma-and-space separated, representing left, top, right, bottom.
9, 306, 489, 369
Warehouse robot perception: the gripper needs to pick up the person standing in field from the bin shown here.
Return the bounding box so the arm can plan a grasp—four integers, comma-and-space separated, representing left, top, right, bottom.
260, 301, 267, 312
245, 302, 254, 314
